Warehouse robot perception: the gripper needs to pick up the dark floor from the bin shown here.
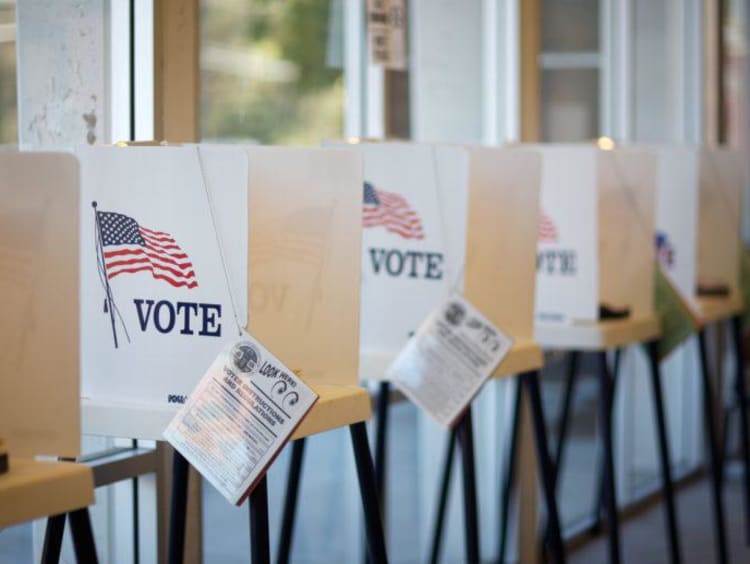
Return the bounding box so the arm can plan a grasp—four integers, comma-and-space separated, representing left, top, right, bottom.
570, 472, 750, 564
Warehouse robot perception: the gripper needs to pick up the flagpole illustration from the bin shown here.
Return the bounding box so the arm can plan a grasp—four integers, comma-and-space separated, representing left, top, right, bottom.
92, 201, 119, 348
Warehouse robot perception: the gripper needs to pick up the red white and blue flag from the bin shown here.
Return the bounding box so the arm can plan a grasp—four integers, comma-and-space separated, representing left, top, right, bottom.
96, 210, 198, 289
538, 210, 558, 243
363, 182, 425, 240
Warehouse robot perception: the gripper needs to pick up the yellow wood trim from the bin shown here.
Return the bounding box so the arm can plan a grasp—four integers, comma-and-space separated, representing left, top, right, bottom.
703, 0, 720, 146
520, 0, 541, 142
0, 459, 94, 528
154, 0, 200, 142
535, 315, 662, 351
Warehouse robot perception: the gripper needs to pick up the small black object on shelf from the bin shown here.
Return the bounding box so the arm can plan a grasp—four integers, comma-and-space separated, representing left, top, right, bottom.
0, 438, 7, 475
599, 303, 631, 320
697, 282, 730, 297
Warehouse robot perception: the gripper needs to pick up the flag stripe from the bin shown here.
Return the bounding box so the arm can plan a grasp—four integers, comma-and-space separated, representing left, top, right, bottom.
108, 265, 198, 288
538, 211, 558, 243
104, 247, 190, 261
362, 186, 425, 239
141, 233, 178, 246
105, 256, 196, 280
97, 210, 198, 289
102, 247, 192, 268
142, 239, 183, 253
140, 226, 171, 237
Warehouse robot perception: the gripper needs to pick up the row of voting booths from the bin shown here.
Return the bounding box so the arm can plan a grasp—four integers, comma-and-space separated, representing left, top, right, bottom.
0, 141, 746, 564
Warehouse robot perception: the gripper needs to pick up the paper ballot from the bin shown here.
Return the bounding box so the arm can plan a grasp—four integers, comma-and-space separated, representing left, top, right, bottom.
164, 334, 318, 505
388, 295, 512, 428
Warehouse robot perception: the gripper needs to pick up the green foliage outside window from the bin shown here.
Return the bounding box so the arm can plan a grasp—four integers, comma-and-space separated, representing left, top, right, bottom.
201, 0, 344, 145
0, 1, 17, 145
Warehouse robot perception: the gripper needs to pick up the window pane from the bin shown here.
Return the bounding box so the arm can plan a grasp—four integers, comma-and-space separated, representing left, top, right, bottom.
541, 68, 599, 142
0, 0, 17, 144
723, 0, 748, 148
541, 0, 599, 52
200, 0, 344, 145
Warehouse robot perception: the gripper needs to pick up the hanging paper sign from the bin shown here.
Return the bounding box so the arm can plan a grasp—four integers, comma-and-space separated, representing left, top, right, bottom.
654, 265, 696, 360
164, 333, 317, 505
367, 0, 408, 70
388, 295, 512, 428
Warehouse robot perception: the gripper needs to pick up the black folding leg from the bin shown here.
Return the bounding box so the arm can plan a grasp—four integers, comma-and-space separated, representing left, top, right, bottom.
365, 381, 391, 564
730, 315, 750, 545
68, 508, 99, 564
596, 351, 620, 564
250, 475, 271, 564
277, 438, 306, 564
428, 429, 457, 564
590, 350, 621, 533
646, 340, 682, 564
168, 450, 190, 564
41, 514, 66, 564
553, 351, 579, 483
373, 381, 391, 513
522, 370, 566, 564
544, 351, 580, 547
498, 379, 523, 563
350, 422, 389, 564
698, 329, 729, 564
456, 407, 480, 564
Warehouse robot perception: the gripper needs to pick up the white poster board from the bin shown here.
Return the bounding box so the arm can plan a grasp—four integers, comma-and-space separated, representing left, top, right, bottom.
79, 146, 248, 439
535, 146, 598, 322
535, 145, 656, 324
655, 145, 744, 310
341, 143, 468, 380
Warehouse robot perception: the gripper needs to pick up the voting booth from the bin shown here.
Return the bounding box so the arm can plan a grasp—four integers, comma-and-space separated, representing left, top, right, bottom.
0, 152, 82, 458
78, 145, 247, 439
245, 146, 373, 439
463, 145, 543, 375
351, 142, 469, 380
654, 145, 745, 319
534, 144, 657, 327
0, 153, 97, 558
348, 141, 543, 381
76, 145, 369, 441
247, 146, 362, 387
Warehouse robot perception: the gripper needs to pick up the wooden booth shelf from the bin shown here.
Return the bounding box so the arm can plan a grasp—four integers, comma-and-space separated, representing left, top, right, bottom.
692, 295, 743, 326
535, 315, 661, 351
290, 385, 372, 441
0, 458, 94, 529
492, 338, 544, 378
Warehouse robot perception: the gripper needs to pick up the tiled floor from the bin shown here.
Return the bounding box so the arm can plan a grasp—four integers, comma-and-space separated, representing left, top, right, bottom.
3, 474, 750, 562
570, 473, 750, 564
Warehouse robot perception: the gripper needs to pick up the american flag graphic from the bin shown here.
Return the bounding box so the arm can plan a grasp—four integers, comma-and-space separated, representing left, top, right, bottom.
655, 231, 674, 268
96, 211, 198, 289
363, 182, 424, 240
538, 210, 558, 243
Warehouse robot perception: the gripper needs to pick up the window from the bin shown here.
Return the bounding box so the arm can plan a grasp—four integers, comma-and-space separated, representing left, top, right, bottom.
0, 0, 16, 144
540, 0, 600, 142
200, 0, 345, 145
